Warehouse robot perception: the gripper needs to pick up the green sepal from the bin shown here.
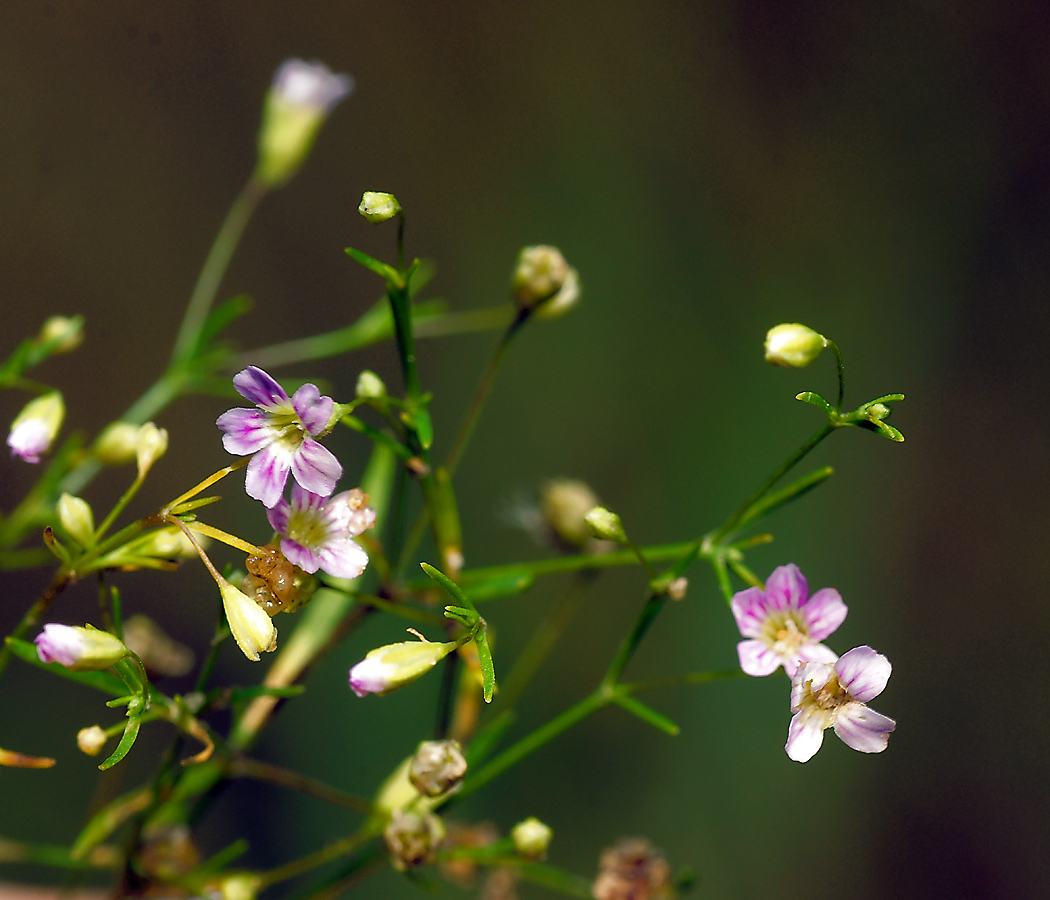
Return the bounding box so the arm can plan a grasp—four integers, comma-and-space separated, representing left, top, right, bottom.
3, 638, 126, 696
612, 694, 680, 736
169, 495, 222, 515
344, 246, 400, 283
97, 713, 141, 770
795, 391, 835, 415
70, 785, 153, 859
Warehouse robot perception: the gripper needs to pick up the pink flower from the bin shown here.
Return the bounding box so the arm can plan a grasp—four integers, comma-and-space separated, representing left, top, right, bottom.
267, 484, 375, 579
730, 564, 847, 678
786, 645, 896, 762
216, 366, 342, 508
34, 624, 128, 671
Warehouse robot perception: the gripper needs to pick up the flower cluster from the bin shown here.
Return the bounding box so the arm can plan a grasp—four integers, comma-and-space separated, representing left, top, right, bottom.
731, 564, 895, 762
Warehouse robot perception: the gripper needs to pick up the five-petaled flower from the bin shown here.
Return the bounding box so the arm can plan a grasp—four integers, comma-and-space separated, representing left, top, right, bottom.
217, 366, 342, 508
731, 564, 847, 678
267, 484, 376, 579
786, 645, 896, 762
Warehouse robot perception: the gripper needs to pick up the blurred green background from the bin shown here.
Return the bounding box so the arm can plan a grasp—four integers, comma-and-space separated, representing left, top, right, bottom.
1, 2, 1048, 898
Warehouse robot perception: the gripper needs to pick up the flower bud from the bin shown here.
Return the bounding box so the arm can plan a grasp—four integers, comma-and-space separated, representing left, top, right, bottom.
583, 506, 627, 544
93, 421, 141, 465
539, 479, 603, 551
255, 59, 353, 188
764, 323, 826, 368
218, 872, 262, 900
57, 493, 95, 549
384, 809, 446, 871
510, 245, 572, 310
135, 422, 168, 479
593, 837, 672, 900
409, 740, 467, 797
666, 576, 688, 601
358, 191, 402, 224
356, 369, 387, 399
8, 391, 64, 463
77, 725, 109, 757
38, 316, 84, 353
34, 624, 128, 671
533, 267, 581, 320
219, 580, 277, 662
133, 526, 201, 560
512, 817, 553, 860
349, 638, 458, 697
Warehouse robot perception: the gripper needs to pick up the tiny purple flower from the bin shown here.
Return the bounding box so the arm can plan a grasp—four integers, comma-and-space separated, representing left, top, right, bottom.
785, 645, 896, 762
267, 483, 376, 579
730, 563, 847, 678
216, 366, 342, 508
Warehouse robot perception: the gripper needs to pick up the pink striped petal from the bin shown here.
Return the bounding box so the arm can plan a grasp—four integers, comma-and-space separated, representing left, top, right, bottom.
292, 383, 333, 435
730, 587, 770, 638
318, 540, 369, 580
765, 564, 808, 611
803, 587, 848, 641
217, 408, 274, 455
785, 708, 827, 763
836, 646, 891, 702
245, 444, 293, 508
291, 438, 341, 496
737, 639, 782, 677
833, 704, 895, 753
233, 366, 289, 409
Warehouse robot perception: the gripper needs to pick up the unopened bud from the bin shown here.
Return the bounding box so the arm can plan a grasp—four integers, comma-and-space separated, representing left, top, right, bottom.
540, 479, 603, 550
219, 580, 277, 662
93, 422, 140, 465
511, 245, 573, 311
135, 422, 168, 479
667, 577, 688, 601
512, 817, 553, 859
358, 191, 402, 224
764, 323, 826, 368
533, 267, 581, 320
77, 725, 109, 757
57, 493, 95, 549
584, 506, 627, 544
255, 59, 353, 187
38, 316, 84, 353
384, 809, 446, 871
349, 637, 457, 697
409, 740, 467, 797
34, 624, 128, 671
356, 369, 387, 399
218, 872, 262, 900
8, 391, 64, 464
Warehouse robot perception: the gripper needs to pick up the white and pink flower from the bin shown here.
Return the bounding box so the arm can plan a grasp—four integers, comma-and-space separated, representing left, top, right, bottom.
267, 483, 375, 579
730, 563, 847, 678
785, 645, 896, 762
216, 366, 342, 508
35, 623, 128, 671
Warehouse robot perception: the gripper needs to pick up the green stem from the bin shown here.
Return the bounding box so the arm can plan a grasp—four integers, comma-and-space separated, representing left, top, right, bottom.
601, 592, 667, 689
171, 176, 268, 364
826, 338, 845, 410
257, 824, 381, 889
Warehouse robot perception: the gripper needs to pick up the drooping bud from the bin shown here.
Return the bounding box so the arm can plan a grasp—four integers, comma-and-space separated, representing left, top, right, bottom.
93, 422, 141, 465
764, 323, 826, 368
583, 506, 628, 545
57, 493, 95, 549
219, 580, 277, 662
358, 191, 402, 224
356, 369, 387, 399
77, 725, 109, 757
8, 391, 64, 463
38, 316, 84, 353
34, 624, 128, 671
510, 245, 575, 311
409, 739, 467, 797
255, 59, 353, 188
512, 817, 553, 860
135, 422, 168, 479
384, 809, 446, 871
349, 638, 458, 697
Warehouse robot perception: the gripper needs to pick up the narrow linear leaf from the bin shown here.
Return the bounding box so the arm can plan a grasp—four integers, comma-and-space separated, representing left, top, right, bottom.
98, 715, 141, 771
344, 246, 399, 282
71, 785, 153, 859
612, 694, 680, 736
734, 466, 835, 532
466, 572, 534, 602
474, 628, 497, 704
420, 562, 471, 608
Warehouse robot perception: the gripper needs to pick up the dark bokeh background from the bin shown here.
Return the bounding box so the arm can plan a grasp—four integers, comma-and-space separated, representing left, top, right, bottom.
2, 2, 1048, 898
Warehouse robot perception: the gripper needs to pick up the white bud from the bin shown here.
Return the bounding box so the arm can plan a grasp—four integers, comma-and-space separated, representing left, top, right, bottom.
76, 725, 108, 757
8, 392, 64, 464
358, 192, 402, 224
356, 369, 387, 399
583, 506, 627, 544
135, 422, 168, 479
349, 638, 457, 697
512, 817, 553, 859
34, 624, 128, 671
219, 581, 277, 662
409, 740, 467, 797
93, 422, 141, 465
764, 323, 826, 368
57, 493, 95, 549
38, 316, 84, 353
511, 245, 571, 310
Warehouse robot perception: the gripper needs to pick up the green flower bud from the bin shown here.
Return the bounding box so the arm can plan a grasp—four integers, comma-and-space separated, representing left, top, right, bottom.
135, 422, 168, 479
57, 493, 95, 549
77, 725, 109, 757
358, 191, 402, 224
356, 369, 387, 399
93, 422, 140, 465
511, 245, 573, 310
583, 506, 628, 544
409, 739, 467, 797
349, 638, 458, 697
512, 817, 553, 860
533, 266, 581, 320
219, 580, 277, 662
38, 316, 84, 353
764, 323, 826, 368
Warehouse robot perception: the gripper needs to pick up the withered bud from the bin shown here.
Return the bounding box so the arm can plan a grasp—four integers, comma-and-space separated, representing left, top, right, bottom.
409, 739, 468, 797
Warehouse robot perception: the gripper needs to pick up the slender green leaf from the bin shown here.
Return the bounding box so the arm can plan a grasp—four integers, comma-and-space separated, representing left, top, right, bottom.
474, 628, 497, 704
464, 571, 534, 601
612, 693, 680, 735
344, 246, 398, 282
98, 714, 141, 770
196, 294, 253, 349
70, 785, 152, 859
732, 465, 834, 532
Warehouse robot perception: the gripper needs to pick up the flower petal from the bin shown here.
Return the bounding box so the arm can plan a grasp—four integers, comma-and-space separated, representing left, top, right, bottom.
737, 639, 783, 677
245, 443, 293, 508
318, 540, 369, 580
764, 564, 808, 611
217, 408, 274, 455
795, 641, 839, 668
266, 497, 292, 536
835, 645, 892, 702
233, 366, 289, 409
291, 383, 334, 435
833, 704, 896, 753
802, 587, 848, 641
730, 587, 770, 638
786, 708, 827, 762
279, 537, 322, 574
291, 438, 342, 496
